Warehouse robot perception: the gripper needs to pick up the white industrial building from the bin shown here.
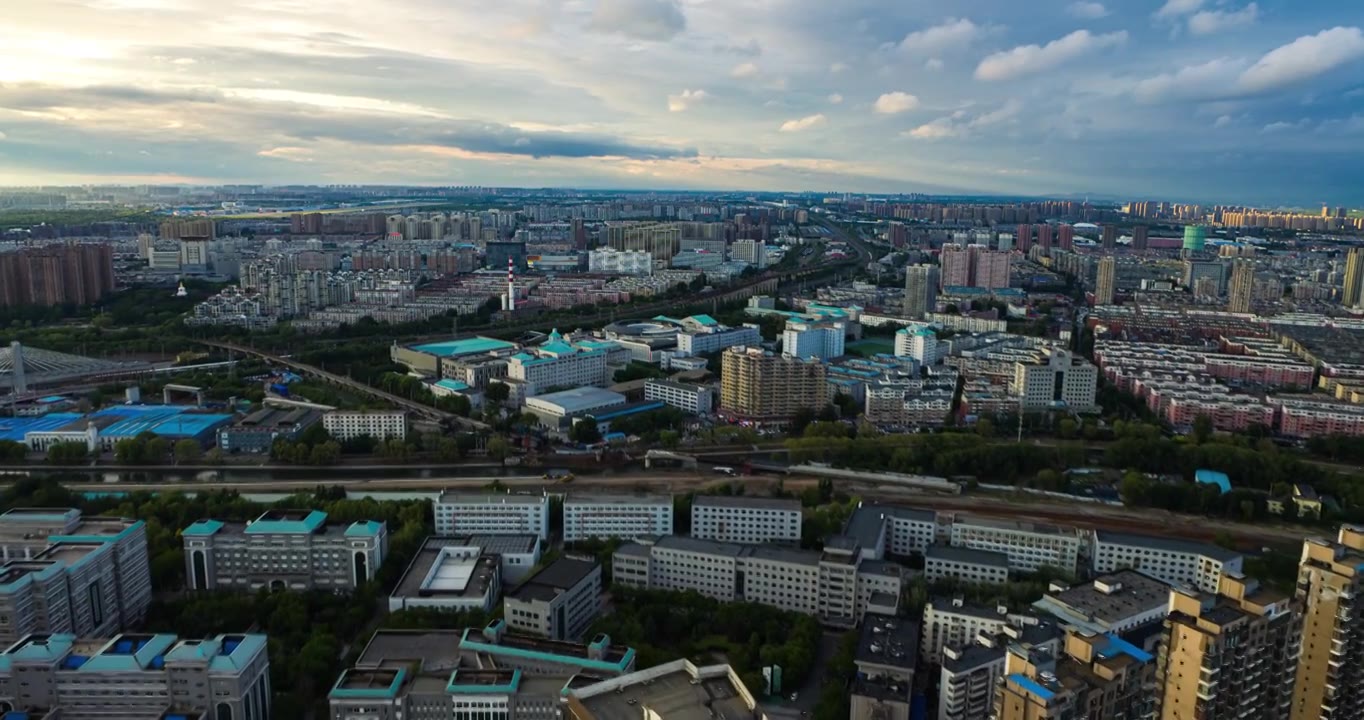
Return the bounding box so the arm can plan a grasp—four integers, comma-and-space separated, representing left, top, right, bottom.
924, 545, 1010, 585
948, 516, 1084, 574
435, 493, 550, 541
691, 496, 803, 545
322, 410, 407, 441
562, 494, 673, 542
643, 379, 715, 414
1091, 531, 1243, 594
524, 387, 627, 431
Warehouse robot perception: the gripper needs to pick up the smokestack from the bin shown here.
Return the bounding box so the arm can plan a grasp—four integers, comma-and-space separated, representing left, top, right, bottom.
507, 256, 516, 311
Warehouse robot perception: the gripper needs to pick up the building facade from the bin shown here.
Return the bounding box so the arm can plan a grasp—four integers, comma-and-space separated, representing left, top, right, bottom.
562, 495, 673, 542
691, 496, 802, 545
322, 411, 408, 441
435, 493, 550, 541
924, 545, 1010, 586
1292, 526, 1364, 720
1092, 531, 1243, 594
719, 347, 829, 422
182, 510, 387, 593
949, 517, 1084, 574
1011, 348, 1099, 413
504, 557, 602, 642
642, 379, 714, 414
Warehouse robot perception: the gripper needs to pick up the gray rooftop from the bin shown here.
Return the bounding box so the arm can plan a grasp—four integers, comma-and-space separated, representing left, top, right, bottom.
856, 613, 919, 671
692, 495, 801, 512
613, 543, 653, 559
843, 504, 937, 552
941, 623, 1060, 674
1036, 570, 1172, 626
439, 492, 548, 506
926, 544, 1010, 568
743, 544, 819, 567
655, 535, 746, 557
928, 596, 1020, 620
1095, 530, 1242, 562
465, 534, 540, 555
392, 537, 499, 602
954, 515, 1067, 536
510, 556, 599, 603
357, 629, 464, 672
577, 669, 752, 720
565, 494, 673, 507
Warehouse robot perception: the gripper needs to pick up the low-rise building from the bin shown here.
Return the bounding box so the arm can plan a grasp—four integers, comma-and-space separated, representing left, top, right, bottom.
949, 516, 1084, 574
924, 545, 1010, 586
0, 631, 270, 720
691, 495, 802, 545
843, 504, 940, 560
1092, 530, 1243, 594
643, 379, 715, 414
566, 658, 762, 720
217, 407, 321, 454
182, 510, 387, 593
504, 556, 603, 642
435, 493, 550, 541
562, 495, 673, 542
1030, 570, 1172, 635
387, 537, 501, 613
322, 410, 407, 441
524, 388, 627, 432
921, 597, 1041, 664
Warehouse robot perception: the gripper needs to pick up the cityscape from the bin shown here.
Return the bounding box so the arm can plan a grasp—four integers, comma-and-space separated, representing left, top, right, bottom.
4, 1, 1364, 719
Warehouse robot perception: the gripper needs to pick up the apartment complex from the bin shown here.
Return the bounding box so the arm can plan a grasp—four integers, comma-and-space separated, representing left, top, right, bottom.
0, 509, 152, 646
719, 346, 829, 422
602, 222, 680, 262
182, 510, 388, 593
1156, 573, 1301, 720
1095, 256, 1116, 305
322, 410, 408, 441
1228, 258, 1254, 313
504, 556, 603, 641
994, 628, 1154, 720
1092, 531, 1243, 593
939, 245, 1011, 290
0, 631, 270, 720
844, 504, 940, 559
1011, 348, 1099, 412
924, 545, 1009, 586
939, 624, 1060, 720
562, 495, 673, 542
949, 517, 1084, 574
691, 496, 802, 545
921, 597, 1040, 664
1293, 526, 1364, 720
0, 244, 115, 308
904, 264, 939, 319
613, 535, 903, 626
435, 493, 551, 541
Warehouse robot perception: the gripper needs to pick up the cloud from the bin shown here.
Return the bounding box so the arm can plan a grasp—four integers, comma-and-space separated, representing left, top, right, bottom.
1188, 4, 1258, 35
0, 131, 7, 140
873, 91, 919, 114
1067, 2, 1109, 19
903, 101, 1021, 140
1261, 120, 1306, 133
894, 18, 983, 56
587, 0, 686, 41
713, 38, 761, 57
1156, 0, 1203, 18
1214, 114, 1233, 128
828, 93, 844, 104
666, 88, 706, 112
730, 62, 759, 78
975, 30, 1127, 81
829, 62, 849, 73
1238, 27, 1364, 94
1133, 57, 1245, 103
905, 119, 960, 140
779, 114, 826, 132
925, 58, 944, 71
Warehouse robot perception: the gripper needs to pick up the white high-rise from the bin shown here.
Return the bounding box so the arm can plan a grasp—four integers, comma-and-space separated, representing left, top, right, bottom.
783, 320, 845, 360
894, 326, 938, 365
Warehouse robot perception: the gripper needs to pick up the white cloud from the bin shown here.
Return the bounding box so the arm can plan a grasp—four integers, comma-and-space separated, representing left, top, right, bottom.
925, 58, 944, 71
828, 93, 844, 104
970, 99, 1022, 127
170, 57, 196, 65
975, 30, 1127, 81
779, 114, 826, 132
1214, 114, 1233, 128
666, 88, 706, 112
1156, 0, 1203, 18
829, 62, 849, 73
894, 18, 983, 56
1067, 2, 1109, 19
1238, 26, 1364, 94
902, 101, 1020, 140
731, 62, 759, 78
905, 119, 960, 140
587, 0, 687, 41
0, 131, 7, 140
1188, 4, 1258, 35
873, 91, 919, 114
1133, 57, 1245, 103
1261, 120, 1304, 133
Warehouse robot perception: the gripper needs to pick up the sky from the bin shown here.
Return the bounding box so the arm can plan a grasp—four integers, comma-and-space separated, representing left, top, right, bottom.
1, 0, 1363, 205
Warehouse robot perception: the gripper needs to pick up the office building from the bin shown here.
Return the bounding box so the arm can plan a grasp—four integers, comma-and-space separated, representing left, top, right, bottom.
1011, 348, 1099, 413
1101, 224, 1118, 251
0, 509, 151, 645
1156, 573, 1301, 720
939, 624, 1061, 720
643, 379, 714, 414
486, 241, 528, 271
1092, 531, 1242, 594
507, 330, 613, 397
0, 245, 116, 308
731, 238, 767, 268
1031, 570, 1172, 636
504, 556, 603, 641
850, 613, 918, 720
435, 493, 550, 540
691, 496, 802, 545
1131, 225, 1149, 251
322, 410, 407, 441
925, 545, 1009, 586
1228, 259, 1254, 313
674, 316, 762, 356
904, 265, 939, 319
603, 222, 680, 262
0, 631, 270, 720
1292, 525, 1364, 720
613, 535, 903, 626
894, 326, 939, 366
387, 537, 502, 613
922, 597, 1041, 664
994, 627, 1154, 720
182, 510, 387, 593
563, 495, 673, 542
950, 517, 1084, 574
783, 320, 845, 360
1095, 256, 1116, 306
330, 627, 636, 720
719, 347, 829, 422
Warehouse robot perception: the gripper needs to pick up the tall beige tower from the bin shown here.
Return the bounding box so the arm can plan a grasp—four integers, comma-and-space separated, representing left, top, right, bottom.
1095, 256, 1116, 306
1292, 526, 1364, 720
1227, 259, 1254, 313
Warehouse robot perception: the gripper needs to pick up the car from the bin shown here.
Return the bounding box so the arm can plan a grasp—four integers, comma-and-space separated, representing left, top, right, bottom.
789, 693, 798, 702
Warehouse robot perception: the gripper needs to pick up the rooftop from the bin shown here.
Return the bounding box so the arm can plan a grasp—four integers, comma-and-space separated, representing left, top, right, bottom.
954, 515, 1068, 536
654, 535, 746, 557
510, 556, 599, 603
526, 387, 627, 414
1034, 570, 1172, 630
692, 495, 801, 512
855, 613, 918, 671
392, 538, 498, 601
438, 492, 548, 506
411, 337, 518, 358
564, 494, 672, 507
843, 504, 937, 552
574, 662, 754, 720
926, 544, 1010, 568
460, 627, 633, 674
1095, 530, 1242, 562
357, 629, 464, 673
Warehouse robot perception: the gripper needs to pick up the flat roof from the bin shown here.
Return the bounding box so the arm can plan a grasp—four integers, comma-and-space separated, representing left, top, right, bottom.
1035, 570, 1172, 628
926, 544, 1010, 568
565, 494, 672, 507
856, 613, 918, 671
411, 337, 518, 357
526, 387, 627, 414
510, 556, 598, 603
692, 495, 801, 512
654, 535, 745, 557
1094, 531, 1241, 562
954, 515, 1068, 536
358, 630, 464, 673
438, 492, 548, 506
577, 667, 752, 720
393, 538, 498, 601
744, 544, 819, 567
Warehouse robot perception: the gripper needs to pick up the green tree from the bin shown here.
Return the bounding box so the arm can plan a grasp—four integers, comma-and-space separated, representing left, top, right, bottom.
659, 430, 680, 449
485, 382, 510, 405
975, 418, 995, 439
0, 441, 26, 463
45, 441, 89, 465
1192, 414, 1213, 445
172, 440, 202, 465
486, 435, 511, 466
570, 420, 603, 444
1058, 418, 1077, 439
145, 437, 171, 464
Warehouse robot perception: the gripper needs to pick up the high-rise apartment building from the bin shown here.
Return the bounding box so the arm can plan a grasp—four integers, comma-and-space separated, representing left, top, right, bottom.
940, 245, 972, 288
1292, 526, 1364, 720
719, 346, 828, 422
994, 628, 1154, 720
1228, 259, 1254, 313
895, 326, 938, 365
975, 248, 1011, 290
159, 218, 216, 240
904, 264, 939, 319
783, 320, 845, 360
938, 245, 1010, 290
1058, 224, 1074, 251
1132, 225, 1149, 251
0, 245, 116, 308
1095, 256, 1116, 306
1015, 225, 1032, 253
731, 238, 767, 268
1101, 224, 1118, 251
602, 222, 681, 262
1342, 248, 1364, 308
1155, 573, 1301, 720
1037, 224, 1054, 251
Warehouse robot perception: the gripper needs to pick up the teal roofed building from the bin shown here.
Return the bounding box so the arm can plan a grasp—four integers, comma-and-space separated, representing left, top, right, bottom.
182, 510, 387, 594
0, 631, 270, 720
